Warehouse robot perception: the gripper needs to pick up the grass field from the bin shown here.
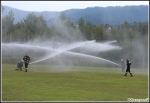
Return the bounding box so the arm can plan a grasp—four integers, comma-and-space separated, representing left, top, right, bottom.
2, 64, 149, 102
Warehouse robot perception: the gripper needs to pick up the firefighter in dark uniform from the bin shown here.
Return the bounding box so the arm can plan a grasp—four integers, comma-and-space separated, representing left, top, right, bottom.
124, 59, 133, 76
23, 53, 30, 72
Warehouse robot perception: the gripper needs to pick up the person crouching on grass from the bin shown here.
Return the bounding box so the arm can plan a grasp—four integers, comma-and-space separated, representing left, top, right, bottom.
16, 60, 24, 71
23, 53, 30, 72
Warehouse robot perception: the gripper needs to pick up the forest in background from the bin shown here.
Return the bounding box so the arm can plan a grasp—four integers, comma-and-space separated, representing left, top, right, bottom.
2, 6, 148, 69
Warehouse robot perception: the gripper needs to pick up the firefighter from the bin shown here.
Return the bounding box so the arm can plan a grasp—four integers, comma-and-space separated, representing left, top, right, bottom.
121, 59, 125, 72
23, 53, 30, 72
15, 60, 24, 71
124, 59, 133, 76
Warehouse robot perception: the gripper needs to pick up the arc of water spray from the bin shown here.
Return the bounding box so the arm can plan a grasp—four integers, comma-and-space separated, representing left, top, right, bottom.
2, 43, 54, 51
29, 40, 95, 64
64, 51, 121, 67
29, 40, 121, 67
30, 49, 121, 67
2, 40, 121, 67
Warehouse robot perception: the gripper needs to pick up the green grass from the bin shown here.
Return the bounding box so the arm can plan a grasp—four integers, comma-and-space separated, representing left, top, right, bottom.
2, 64, 148, 101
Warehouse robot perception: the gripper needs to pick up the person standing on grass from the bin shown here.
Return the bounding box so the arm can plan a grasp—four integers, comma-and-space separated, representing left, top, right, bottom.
124, 59, 133, 77
121, 59, 125, 72
23, 53, 30, 72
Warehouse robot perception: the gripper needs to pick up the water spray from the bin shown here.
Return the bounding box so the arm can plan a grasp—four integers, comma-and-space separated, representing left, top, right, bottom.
29, 40, 95, 64
65, 51, 121, 67
2, 40, 122, 67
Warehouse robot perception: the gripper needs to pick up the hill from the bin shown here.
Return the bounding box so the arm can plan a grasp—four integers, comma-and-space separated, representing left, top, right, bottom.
2, 5, 149, 25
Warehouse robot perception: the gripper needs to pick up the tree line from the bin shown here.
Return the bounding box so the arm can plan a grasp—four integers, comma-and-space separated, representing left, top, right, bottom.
2, 8, 148, 68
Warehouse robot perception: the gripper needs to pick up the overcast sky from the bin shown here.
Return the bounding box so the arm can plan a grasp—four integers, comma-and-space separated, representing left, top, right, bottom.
1, 1, 149, 12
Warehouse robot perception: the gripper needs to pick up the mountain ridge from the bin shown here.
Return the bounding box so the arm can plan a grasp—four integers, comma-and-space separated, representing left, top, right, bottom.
2, 5, 149, 25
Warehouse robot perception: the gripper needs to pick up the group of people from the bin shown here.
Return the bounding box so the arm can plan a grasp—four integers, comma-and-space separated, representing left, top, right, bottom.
16, 53, 133, 76
121, 58, 133, 77
16, 53, 30, 72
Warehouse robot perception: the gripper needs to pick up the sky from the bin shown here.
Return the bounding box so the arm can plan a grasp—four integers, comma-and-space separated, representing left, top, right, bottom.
1, 1, 149, 12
